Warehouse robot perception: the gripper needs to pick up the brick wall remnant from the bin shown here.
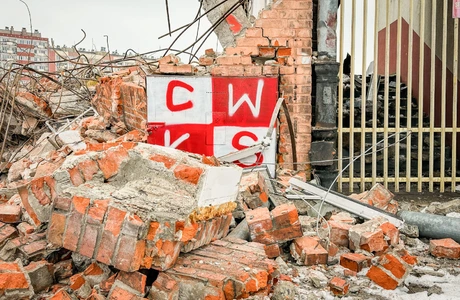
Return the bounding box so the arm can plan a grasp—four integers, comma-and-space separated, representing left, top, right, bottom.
149, 237, 278, 299
92, 0, 314, 176
46, 142, 242, 271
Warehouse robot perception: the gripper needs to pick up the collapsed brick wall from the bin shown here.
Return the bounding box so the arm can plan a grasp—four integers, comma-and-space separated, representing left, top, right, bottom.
92, 0, 313, 174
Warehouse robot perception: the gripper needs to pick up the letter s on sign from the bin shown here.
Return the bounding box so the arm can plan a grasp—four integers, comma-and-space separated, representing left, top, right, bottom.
166, 80, 194, 112
232, 131, 264, 168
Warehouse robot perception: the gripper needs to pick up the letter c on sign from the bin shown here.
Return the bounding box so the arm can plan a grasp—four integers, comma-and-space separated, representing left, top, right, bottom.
166, 80, 194, 112
232, 131, 264, 167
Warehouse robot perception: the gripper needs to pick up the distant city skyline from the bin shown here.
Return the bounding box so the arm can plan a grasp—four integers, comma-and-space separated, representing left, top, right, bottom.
3, 0, 220, 60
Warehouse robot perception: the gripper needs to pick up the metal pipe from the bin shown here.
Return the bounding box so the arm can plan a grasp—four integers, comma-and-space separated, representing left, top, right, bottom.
398, 211, 460, 243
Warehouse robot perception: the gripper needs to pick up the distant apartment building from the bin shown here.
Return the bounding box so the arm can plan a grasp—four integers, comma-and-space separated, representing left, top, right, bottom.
1, 26, 156, 78
0, 26, 53, 73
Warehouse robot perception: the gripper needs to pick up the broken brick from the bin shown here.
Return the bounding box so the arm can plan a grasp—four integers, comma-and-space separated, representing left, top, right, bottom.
116, 271, 147, 295
340, 253, 371, 272
366, 251, 414, 290
24, 260, 53, 293
0, 260, 33, 298
0, 204, 21, 223
322, 220, 352, 247
329, 277, 349, 296
349, 217, 388, 253
429, 238, 460, 259
264, 244, 281, 258
360, 183, 394, 209
290, 236, 328, 266
247, 204, 302, 245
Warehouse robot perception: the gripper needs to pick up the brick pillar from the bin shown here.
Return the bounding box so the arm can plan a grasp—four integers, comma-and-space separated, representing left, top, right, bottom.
212, 0, 313, 175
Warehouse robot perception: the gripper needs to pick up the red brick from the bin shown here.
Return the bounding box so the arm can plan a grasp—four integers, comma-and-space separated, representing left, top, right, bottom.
236, 37, 269, 47
113, 235, 145, 272
30, 176, 54, 205
69, 273, 86, 290
48, 212, 67, 247
0, 261, 21, 272
429, 238, 460, 259
0, 204, 21, 223
280, 65, 295, 74
323, 221, 352, 247
245, 27, 263, 37
68, 167, 84, 186
87, 199, 110, 224
329, 277, 349, 296
17, 222, 34, 235
150, 273, 179, 297
0, 272, 30, 290
108, 286, 142, 299
79, 225, 99, 258
329, 212, 356, 224
360, 230, 388, 253
366, 266, 399, 290
147, 221, 160, 241
271, 203, 299, 228
340, 253, 371, 272
379, 253, 407, 279
54, 196, 72, 211
258, 47, 276, 58
100, 273, 116, 294
246, 207, 272, 234
96, 146, 129, 179
78, 159, 99, 181
83, 262, 104, 277
263, 65, 280, 76
199, 56, 215, 66
149, 154, 176, 169
22, 240, 47, 257
63, 212, 84, 252
116, 271, 146, 294
379, 222, 400, 246
72, 196, 91, 214
291, 236, 328, 266
277, 47, 292, 56
159, 54, 179, 65
173, 165, 203, 185
361, 183, 394, 209
343, 269, 357, 277
0, 224, 18, 246
264, 244, 281, 258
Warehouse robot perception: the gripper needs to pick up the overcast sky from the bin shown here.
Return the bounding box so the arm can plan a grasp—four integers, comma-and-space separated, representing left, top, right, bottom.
3, 0, 219, 60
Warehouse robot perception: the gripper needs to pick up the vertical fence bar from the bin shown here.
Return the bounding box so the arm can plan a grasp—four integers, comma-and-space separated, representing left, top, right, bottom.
372, 0, 379, 187
418, 1, 426, 192
395, 0, 402, 192
428, 0, 436, 192
349, 0, 356, 193
406, 0, 414, 192
383, 0, 390, 189
360, 1, 368, 192
452, 18, 459, 191
440, 0, 448, 192
338, 2, 345, 193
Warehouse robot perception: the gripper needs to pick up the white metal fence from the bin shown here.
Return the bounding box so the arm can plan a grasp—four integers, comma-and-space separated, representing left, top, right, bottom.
337, 0, 459, 193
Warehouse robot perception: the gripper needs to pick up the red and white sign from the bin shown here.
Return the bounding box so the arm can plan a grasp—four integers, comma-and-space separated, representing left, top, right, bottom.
454, 0, 460, 18
146, 76, 278, 176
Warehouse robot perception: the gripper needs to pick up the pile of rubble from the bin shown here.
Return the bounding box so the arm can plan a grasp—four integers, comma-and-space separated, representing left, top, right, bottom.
0, 117, 459, 299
